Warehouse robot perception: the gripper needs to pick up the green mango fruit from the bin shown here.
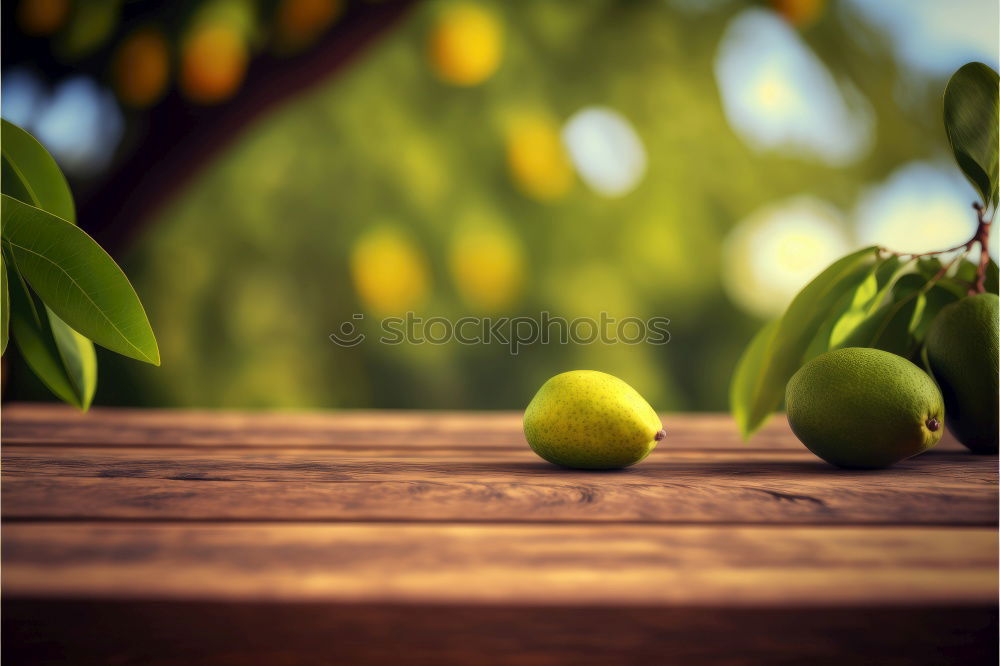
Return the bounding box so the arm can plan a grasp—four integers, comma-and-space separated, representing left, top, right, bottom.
523, 370, 664, 469
925, 292, 999, 453
786, 348, 944, 469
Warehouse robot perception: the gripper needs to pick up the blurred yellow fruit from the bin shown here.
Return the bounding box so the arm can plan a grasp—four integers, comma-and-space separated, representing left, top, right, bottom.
180, 23, 248, 104
449, 219, 525, 311
771, 0, 825, 27
506, 115, 574, 201
428, 3, 502, 86
114, 29, 170, 107
18, 0, 68, 35
275, 0, 342, 51
351, 226, 431, 314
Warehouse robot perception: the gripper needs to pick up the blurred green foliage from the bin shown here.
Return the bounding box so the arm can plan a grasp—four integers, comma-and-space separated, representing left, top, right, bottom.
96, 0, 954, 410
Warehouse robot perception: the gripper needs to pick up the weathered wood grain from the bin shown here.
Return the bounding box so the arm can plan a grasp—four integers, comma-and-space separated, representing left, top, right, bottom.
2, 405, 528, 447
3, 403, 968, 450
3, 448, 994, 524
3, 522, 995, 605
5, 446, 995, 483
2, 406, 996, 664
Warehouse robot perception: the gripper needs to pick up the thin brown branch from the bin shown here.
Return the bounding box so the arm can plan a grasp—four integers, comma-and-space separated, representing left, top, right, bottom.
879, 201, 993, 295
971, 203, 992, 294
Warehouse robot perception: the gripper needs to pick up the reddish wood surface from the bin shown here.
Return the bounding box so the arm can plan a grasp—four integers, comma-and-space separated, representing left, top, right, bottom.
2, 404, 997, 664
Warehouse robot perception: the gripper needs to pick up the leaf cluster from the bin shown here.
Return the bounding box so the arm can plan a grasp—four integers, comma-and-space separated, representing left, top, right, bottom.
731, 62, 1000, 437
731, 248, 998, 437
1, 120, 158, 409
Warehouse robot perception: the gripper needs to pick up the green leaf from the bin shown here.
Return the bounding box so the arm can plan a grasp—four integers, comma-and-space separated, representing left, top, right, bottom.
731, 246, 881, 438
1, 251, 9, 354
987, 258, 999, 293
825, 264, 880, 348
803, 285, 856, 362
1, 119, 75, 224
730, 318, 779, 434
839, 292, 925, 358
1, 195, 159, 365
943, 62, 999, 207
892, 273, 933, 299
47, 308, 97, 409
952, 258, 976, 282
827, 255, 913, 347
934, 277, 968, 298
916, 257, 944, 278
1, 118, 98, 400
5, 245, 96, 407
5, 247, 86, 407
920, 344, 936, 382
806, 255, 902, 357
915, 286, 961, 341
926, 257, 997, 295
842, 267, 968, 360
893, 273, 964, 342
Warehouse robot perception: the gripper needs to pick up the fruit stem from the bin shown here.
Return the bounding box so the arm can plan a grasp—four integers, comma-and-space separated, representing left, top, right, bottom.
878, 200, 993, 294
970, 202, 992, 295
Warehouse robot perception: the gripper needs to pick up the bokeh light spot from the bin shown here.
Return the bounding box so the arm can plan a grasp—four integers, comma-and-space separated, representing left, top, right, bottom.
350, 225, 431, 315
771, 0, 826, 27
114, 28, 170, 108
723, 196, 852, 318
275, 0, 343, 52
0, 67, 47, 129
448, 213, 525, 311
855, 162, 986, 256
17, 0, 69, 35
34, 76, 124, 176
561, 107, 647, 198
714, 8, 874, 166
428, 3, 503, 86
844, 0, 998, 76
59, 0, 122, 57
180, 22, 249, 104
506, 113, 574, 201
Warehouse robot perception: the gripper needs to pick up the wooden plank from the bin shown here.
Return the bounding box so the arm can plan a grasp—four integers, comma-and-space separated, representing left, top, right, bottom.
3, 450, 995, 524
3, 523, 995, 605
5, 403, 968, 451
1, 405, 528, 448
2, 405, 996, 664
5, 447, 995, 482
4, 600, 995, 666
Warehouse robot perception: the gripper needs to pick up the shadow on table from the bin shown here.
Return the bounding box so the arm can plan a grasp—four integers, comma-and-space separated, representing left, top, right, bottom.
475, 454, 988, 478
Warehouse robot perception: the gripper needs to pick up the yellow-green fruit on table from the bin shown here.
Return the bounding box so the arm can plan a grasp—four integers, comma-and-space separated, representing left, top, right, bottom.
785, 348, 944, 469
523, 370, 665, 469
925, 293, 999, 453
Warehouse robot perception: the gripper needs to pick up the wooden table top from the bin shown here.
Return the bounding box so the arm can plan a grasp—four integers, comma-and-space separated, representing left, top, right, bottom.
2, 404, 997, 665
